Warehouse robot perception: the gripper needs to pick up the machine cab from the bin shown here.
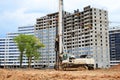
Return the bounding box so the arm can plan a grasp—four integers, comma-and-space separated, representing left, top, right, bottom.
62, 53, 75, 63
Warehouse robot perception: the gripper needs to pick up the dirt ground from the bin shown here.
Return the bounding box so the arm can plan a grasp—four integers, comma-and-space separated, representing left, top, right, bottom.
0, 65, 120, 80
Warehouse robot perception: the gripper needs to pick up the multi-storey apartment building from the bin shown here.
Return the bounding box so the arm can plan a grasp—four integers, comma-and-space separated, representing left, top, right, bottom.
0, 26, 34, 68
0, 38, 6, 68
64, 6, 110, 68
35, 6, 110, 68
18, 26, 34, 35
35, 12, 59, 68
109, 27, 120, 66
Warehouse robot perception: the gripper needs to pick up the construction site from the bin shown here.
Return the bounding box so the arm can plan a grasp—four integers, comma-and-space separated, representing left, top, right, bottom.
0, 65, 120, 80
0, 0, 120, 80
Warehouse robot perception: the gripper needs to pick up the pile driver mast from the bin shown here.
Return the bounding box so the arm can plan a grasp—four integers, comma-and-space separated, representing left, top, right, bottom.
55, 0, 64, 70
58, 0, 63, 55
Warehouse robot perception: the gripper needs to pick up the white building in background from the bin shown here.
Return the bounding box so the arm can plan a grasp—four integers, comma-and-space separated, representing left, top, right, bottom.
0, 38, 6, 68
0, 26, 34, 68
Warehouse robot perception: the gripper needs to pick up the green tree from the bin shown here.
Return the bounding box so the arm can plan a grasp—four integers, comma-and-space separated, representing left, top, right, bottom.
25, 35, 45, 68
14, 34, 44, 68
14, 34, 28, 67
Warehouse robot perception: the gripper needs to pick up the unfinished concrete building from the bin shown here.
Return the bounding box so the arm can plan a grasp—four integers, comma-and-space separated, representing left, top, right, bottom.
64, 6, 110, 68
35, 6, 110, 68
35, 12, 59, 68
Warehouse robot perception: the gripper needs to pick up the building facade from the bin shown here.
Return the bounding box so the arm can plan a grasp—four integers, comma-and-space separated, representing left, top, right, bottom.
64, 6, 110, 68
0, 38, 6, 68
0, 26, 34, 68
35, 13, 59, 68
109, 28, 120, 66
35, 6, 110, 68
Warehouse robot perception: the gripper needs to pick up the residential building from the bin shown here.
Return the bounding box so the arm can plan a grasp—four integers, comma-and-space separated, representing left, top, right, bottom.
109, 27, 120, 66
0, 26, 34, 68
0, 38, 6, 68
64, 6, 110, 68
35, 6, 110, 68
35, 12, 59, 68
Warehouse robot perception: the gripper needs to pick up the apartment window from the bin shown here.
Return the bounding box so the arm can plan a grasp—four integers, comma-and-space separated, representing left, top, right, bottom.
91, 31, 93, 33
106, 40, 108, 42
95, 27, 97, 30
106, 44, 108, 46
95, 24, 96, 26
105, 21, 107, 23
105, 28, 107, 30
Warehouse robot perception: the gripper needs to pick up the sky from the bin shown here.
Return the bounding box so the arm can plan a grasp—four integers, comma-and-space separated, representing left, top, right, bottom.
0, 0, 120, 37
